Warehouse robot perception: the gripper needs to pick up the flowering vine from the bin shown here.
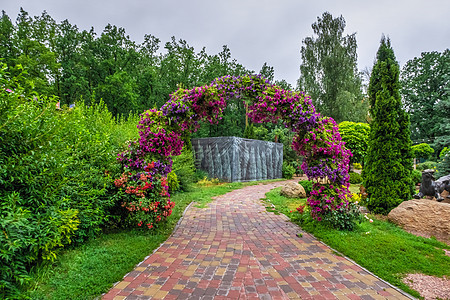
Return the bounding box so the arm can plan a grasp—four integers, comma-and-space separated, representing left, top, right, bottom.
115, 74, 353, 228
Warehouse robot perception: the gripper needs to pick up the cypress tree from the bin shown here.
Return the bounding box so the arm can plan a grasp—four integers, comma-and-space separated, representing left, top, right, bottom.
363, 37, 414, 214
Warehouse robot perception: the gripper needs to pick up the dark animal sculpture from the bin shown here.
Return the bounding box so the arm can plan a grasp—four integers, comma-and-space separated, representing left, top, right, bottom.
414, 169, 450, 202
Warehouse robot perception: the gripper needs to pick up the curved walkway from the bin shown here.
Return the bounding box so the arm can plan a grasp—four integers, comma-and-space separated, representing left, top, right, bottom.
104, 181, 412, 300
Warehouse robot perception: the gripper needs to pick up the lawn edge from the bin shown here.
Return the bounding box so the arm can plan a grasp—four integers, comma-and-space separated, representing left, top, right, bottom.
99, 200, 195, 298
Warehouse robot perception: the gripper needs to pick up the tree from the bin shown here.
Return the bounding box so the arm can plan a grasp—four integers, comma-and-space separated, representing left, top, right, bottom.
95, 71, 139, 117
298, 12, 367, 123
338, 121, 370, 165
363, 37, 414, 214
401, 50, 450, 153
259, 62, 274, 82
411, 143, 434, 160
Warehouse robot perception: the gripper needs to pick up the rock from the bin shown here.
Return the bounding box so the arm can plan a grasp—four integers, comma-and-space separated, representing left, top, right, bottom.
388, 199, 450, 243
280, 182, 306, 198
441, 190, 450, 204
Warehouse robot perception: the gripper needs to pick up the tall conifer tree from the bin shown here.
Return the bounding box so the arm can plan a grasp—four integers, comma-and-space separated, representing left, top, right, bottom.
363, 37, 414, 214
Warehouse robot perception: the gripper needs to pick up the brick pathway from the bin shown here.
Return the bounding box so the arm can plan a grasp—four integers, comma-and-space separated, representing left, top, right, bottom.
104, 181, 412, 300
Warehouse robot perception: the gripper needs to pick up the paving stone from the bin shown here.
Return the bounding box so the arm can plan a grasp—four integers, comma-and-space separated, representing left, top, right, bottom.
102, 181, 412, 300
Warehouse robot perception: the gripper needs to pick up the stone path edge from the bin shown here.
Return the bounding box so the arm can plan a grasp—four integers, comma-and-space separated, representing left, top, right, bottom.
102, 201, 195, 297
314, 241, 417, 300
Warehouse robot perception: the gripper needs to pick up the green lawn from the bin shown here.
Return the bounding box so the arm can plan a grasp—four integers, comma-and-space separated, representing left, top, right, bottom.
263, 186, 450, 298
24, 180, 281, 300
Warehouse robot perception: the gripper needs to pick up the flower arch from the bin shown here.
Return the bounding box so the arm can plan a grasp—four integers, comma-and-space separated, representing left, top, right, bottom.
115, 74, 352, 228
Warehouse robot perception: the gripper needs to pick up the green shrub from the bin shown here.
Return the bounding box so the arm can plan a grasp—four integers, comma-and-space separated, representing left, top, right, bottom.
194, 169, 209, 182
363, 38, 414, 214
411, 169, 422, 185
172, 149, 195, 191
282, 162, 295, 179
412, 143, 434, 160
349, 172, 363, 184
440, 147, 449, 159
417, 161, 438, 171
0, 65, 138, 297
338, 121, 370, 165
298, 180, 313, 196
353, 162, 362, 170
167, 171, 180, 192
437, 153, 450, 178
321, 203, 362, 231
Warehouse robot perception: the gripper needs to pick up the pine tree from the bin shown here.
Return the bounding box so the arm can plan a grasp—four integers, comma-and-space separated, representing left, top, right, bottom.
363, 37, 414, 214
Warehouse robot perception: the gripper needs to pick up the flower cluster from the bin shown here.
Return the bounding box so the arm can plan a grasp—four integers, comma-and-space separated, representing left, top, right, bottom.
115, 73, 354, 227
115, 166, 174, 228
307, 183, 350, 220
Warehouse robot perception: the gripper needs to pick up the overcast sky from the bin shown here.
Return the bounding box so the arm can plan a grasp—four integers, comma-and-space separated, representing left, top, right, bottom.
3, 0, 449, 86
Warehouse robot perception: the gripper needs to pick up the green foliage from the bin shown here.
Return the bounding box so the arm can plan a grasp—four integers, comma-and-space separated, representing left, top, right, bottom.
298, 180, 313, 196
282, 162, 295, 179
416, 161, 438, 172
401, 50, 449, 152
440, 147, 449, 159
321, 203, 362, 231
412, 143, 434, 160
298, 12, 367, 123
338, 121, 370, 164
0, 65, 138, 297
0, 9, 255, 120
411, 169, 422, 185
363, 37, 414, 214
167, 171, 180, 192
349, 172, 363, 184
194, 169, 209, 182
437, 152, 450, 177
0, 193, 79, 298
171, 149, 195, 192
243, 122, 256, 139
353, 162, 362, 170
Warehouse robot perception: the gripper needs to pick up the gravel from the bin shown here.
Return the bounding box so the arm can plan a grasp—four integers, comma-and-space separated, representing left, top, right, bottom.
403, 273, 450, 300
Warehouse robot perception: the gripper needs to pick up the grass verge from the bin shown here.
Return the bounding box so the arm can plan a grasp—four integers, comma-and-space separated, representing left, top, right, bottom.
24, 179, 281, 299
264, 187, 450, 298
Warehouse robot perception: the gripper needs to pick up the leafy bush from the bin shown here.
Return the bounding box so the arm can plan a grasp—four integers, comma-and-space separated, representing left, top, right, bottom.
349, 172, 363, 184
167, 171, 180, 192
412, 143, 434, 160
440, 147, 449, 159
417, 161, 438, 171
298, 180, 313, 196
197, 177, 220, 186
411, 169, 422, 185
347, 193, 362, 204
172, 149, 195, 191
338, 121, 370, 164
0, 65, 138, 297
321, 203, 362, 231
194, 169, 209, 182
282, 162, 295, 179
437, 152, 450, 178
353, 162, 362, 170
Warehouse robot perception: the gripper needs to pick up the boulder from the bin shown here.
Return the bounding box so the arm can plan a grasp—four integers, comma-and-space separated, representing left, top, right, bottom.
388, 199, 450, 243
280, 182, 306, 198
